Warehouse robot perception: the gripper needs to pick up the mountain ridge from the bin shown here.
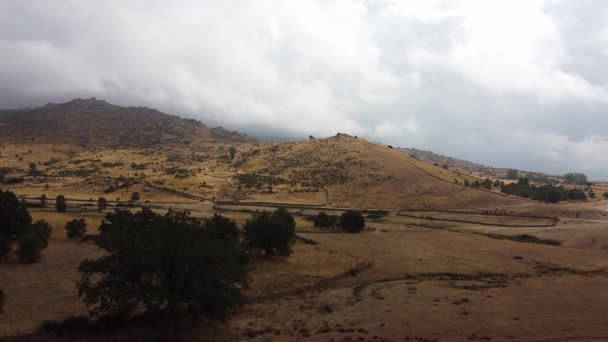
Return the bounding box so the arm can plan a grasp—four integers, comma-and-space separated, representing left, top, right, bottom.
0, 98, 254, 148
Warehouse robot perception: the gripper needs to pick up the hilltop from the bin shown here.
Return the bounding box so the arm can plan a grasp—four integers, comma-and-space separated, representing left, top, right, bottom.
0, 98, 253, 148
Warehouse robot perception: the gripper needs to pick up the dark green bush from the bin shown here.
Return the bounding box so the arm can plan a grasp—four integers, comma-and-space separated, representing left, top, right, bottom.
243, 208, 295, 256
65, 218, 87, 240
339, 211, 365, 233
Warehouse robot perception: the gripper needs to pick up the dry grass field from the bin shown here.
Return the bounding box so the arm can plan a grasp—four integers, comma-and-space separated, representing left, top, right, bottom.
2, 136, 608, 341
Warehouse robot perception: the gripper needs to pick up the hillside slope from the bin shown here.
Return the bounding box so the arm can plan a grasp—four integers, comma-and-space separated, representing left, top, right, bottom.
235, 135, 524, 209
399, 147, 561, 182
0, 98, 253, 148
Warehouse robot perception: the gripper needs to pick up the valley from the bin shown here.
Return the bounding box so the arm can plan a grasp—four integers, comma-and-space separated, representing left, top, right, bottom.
1, 100, 608, 341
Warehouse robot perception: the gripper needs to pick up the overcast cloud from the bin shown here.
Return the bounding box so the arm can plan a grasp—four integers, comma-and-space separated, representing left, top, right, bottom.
1, 0, 608, 179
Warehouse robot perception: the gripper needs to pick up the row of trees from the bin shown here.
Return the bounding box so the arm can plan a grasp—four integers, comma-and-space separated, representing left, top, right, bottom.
3, 187, 375, 322
463, 178, 496, 190
310, 210, 366, 233
500, 178, 587, 203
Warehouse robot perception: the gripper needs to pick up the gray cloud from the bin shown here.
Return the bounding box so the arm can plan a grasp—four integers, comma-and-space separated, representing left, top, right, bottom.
1, 0, 608, 179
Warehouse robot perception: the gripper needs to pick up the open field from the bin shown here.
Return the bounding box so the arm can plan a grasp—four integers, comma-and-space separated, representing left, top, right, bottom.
1, 195, 608, 340
2, 137, 608, 341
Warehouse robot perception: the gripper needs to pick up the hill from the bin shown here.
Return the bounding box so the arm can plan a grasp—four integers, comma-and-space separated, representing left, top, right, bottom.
399, 147, 561, 183
232, 135, 524, 209
0, 99, 526, 210
0, 98, 253, 148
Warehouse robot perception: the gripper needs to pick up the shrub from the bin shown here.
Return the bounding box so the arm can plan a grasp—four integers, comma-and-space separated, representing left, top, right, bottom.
16, 231, 44, 262
506, 169, 519, 180
205, 214, 240, 240
0, 190, 50, 262
40, 194, 48, 207
66, 218, 87, 240
339, 211, 365, 233
313, 211, 339, 229
55, 195, 67, 212
229, 146, 237, 160
604, 192, 608, 199
97, 197, 107, 212
31, 220, 52, 249
130, 192, 140, 201
78, 209, 248, 319
243, 208, 295, 257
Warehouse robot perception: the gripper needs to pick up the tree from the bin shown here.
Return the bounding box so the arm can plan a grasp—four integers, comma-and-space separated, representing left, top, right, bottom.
40, 194, 48, 207
603, 192, 608, 200
130, 192, 140, 201
65, 218, 87, 240
339, 210, 365, 233
16, 231, 43, 262
228, 146, 237, 160
313, 211, 339, 229
506, 169, 519, 180
482, 178, 493, 190
243, 208, 295, 257
0, 190, 50, 261
31, 220, 51, 249
564, 172, 588, 185
0, 190, 32, 242
55, 195, 67, 212
97, 197, 107, 212
77, 209, 248, 319
463, 179, 470, 187
205, 214, 239, 240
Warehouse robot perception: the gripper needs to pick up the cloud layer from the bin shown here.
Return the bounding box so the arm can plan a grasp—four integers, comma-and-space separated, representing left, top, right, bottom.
1, 0, 608, 179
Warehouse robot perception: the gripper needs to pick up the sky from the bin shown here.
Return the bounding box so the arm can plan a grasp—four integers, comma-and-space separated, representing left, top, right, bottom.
1, 1, 608, 179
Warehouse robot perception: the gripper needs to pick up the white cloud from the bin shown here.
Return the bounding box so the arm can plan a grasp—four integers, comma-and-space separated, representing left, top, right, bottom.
1, 0, 608, 178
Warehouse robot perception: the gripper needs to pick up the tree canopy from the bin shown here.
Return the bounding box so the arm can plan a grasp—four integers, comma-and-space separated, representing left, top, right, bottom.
563, 173, 588, 185
77, 208, 249, 319
339, 210, 366, 233
501, 178, 587, 203
0, 190, 51, 261
243, 207, 295, 257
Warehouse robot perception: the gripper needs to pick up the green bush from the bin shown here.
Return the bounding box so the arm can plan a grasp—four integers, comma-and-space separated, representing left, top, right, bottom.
55, 195, 67, 212
243, 208, 295, 256
312, 211, 339, 229
65, 218, 87, 240
78, 209, 248, 319
339, 210, 366, 233
17, 231, 44, 262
